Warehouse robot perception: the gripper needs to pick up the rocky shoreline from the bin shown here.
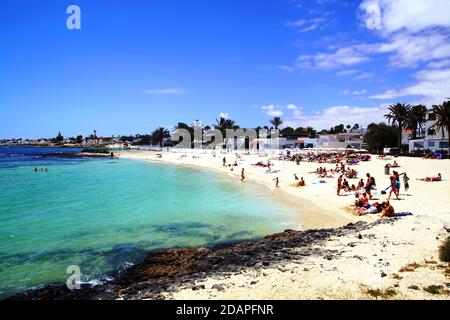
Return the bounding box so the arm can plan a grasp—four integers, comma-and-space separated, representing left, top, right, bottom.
38, 152, 114, 158
8, 220, 391, 300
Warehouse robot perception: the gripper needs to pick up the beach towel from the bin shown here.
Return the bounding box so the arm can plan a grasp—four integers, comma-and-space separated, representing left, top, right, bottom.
391, 212, 413, 217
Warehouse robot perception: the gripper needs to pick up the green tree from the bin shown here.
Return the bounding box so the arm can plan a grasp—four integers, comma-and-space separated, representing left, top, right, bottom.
305, 126, 317, 138
269, 117, 283, 130
407, 104, 428, 139
364, 123, 400, 154
175, 122, 194, 142
76, 135, 83, 144
152, 127, 170, 147
384, 103, 411, 152
54, 132, 64, 143
215, 117, 238, 137
280, 127, 295, 136
430, 100, 450, 153
139, 134, 152, 145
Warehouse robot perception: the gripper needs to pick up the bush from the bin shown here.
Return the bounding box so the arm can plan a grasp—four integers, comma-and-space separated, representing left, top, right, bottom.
439, 238, 450, 262
423, 285, 443, 295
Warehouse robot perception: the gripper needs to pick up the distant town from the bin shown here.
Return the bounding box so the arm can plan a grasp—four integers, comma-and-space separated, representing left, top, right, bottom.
1, 101, 449, 156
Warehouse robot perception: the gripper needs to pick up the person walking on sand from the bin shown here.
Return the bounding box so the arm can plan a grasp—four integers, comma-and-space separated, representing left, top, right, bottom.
241, 168, 245, 182
274, 177, 279, 188
222, 157, 226, 167
387, 176, 399, 200
337, 175, 343, 196
403, 173, 410, 193
365, 173, 375, 200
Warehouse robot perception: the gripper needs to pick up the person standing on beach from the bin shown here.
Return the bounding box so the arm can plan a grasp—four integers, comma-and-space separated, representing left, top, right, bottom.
365, 173, 375, 200
241, 168, 245, 182
274, 177, 279, 188
337, 175, 343, 196
222, 157, 226, 167
402, 173, 410, 193
387, 176, 399, 200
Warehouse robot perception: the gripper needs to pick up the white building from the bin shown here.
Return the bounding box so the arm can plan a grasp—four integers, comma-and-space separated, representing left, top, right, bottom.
317, 133, 366, 150
408, 112, 449, 153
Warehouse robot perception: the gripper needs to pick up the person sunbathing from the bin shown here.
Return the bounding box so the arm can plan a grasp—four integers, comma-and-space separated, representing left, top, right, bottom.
358, 205, 378, 215
297, 177, 306, 187
342, 179, 350, 192
357, 179, 364, 189
354, 193, 369, 208
418, 173, 442, 182
391, 160, 400, 168
380, 201, 395, 218
346, 169, 357, 179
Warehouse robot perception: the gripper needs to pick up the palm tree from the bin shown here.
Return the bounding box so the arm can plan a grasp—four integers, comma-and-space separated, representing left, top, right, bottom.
407, 104, 428, 139
151, 127, 170, 147
215, 117, 239, 146
384, 103, 411, 152
215, 117, 238, 136
305, 126, 317, 138
430, 100, 450, 154
269, 117, 283, 130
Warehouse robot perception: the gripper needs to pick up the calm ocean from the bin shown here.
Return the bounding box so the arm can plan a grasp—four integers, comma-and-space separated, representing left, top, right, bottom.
0, 147, 299, 298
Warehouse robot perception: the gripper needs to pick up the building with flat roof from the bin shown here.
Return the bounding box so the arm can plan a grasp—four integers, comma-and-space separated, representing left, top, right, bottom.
317, 132, 366, 150
408, 111, 449, 153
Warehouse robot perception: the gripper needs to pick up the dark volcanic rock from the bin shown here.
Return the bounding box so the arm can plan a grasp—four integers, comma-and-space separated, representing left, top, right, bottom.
8, 220, 381, 300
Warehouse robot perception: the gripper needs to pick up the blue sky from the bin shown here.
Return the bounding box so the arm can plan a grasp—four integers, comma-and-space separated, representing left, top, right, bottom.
1, 0, 450, 138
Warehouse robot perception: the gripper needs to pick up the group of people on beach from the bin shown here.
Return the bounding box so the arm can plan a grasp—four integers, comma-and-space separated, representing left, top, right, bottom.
351, 172, 400, 218
218, 151, 444, 219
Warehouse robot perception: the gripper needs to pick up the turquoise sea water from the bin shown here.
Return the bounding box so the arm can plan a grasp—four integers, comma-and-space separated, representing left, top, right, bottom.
0, 147, 299, 298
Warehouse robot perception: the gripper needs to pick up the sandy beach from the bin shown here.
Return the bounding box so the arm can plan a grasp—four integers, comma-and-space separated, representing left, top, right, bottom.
116, 149, 450, 300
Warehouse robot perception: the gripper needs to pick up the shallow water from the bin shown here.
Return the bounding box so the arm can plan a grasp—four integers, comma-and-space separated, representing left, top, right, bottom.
0, 147, 300, 298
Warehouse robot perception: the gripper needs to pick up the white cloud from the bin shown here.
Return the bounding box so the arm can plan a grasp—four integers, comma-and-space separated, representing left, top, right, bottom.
297, 44, 376, 69
297, 1, 450, 71
427, 60, 450, 69
287, 104, 300, 110
219, 112, 229, 119
360, 0, 450, 33
341, 89, 367, 96
283, 104, 389, 130
260, 105, 284, 117
370, 67, 450, 104
376, 32, 450, 67
277, 65, 296, 72
286, 18, 327, 33
145, 88, 188, 95
286, 19, 307, 27
336, 69, 359, 76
